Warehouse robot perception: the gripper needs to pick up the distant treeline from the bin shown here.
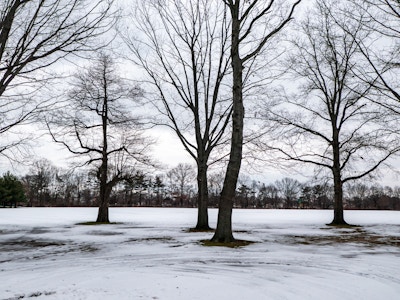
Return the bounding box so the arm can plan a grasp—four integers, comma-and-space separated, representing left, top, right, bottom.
1, 159, 399, 210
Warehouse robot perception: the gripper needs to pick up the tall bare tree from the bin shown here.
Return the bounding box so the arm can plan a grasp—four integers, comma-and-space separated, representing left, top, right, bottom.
22, 158, 56, 206
261, 0, 400, 225
212, 0, 302, 243
349, 1, 400, 114
123, 0, 232, 230
275, 177, 302, 208
0, 0, 115, 162
47, 54, 152, 223
167, 163, 196, 206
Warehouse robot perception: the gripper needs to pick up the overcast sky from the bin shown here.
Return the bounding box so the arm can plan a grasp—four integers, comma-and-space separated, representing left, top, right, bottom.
1, 0, 399, 188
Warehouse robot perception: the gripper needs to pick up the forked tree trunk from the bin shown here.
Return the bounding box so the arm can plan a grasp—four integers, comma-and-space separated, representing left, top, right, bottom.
211, 9, 243, 242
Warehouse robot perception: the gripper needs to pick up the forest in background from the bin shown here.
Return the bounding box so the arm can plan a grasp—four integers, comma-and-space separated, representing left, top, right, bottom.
1, 159, 399, 211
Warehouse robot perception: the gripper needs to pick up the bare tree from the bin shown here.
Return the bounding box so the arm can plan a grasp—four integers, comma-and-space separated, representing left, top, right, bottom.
259, 183, 280, 208
261, 0, 400, 225
275, 177, 302, 208
123, 0, 232, 230
208, 170, 225, 206
212, 0, 302, 243
167, 163, 196, 207
346, 182, 370, 209
47, 54, 152, 223
0, 0, 115, 162
349, 1, 400, 119
22, 158, 56, 206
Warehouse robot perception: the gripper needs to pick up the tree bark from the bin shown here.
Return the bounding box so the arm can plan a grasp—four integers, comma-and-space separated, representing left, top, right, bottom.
211, 8, 243, 242
195, 160, 210, 230
96, 162, 110, 222
331, 174, 346, 225
97, 182, 112, 223
329, 130, 347, 225
96, 84, 110, 223
96, 194, 109, 222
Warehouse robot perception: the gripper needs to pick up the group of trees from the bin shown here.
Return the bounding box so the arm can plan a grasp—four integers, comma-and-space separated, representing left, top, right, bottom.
2, 0, 400, 243
3, 162, 400, 211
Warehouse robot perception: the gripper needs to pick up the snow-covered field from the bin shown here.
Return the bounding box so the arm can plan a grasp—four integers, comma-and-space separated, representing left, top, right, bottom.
0, 208, 399, 300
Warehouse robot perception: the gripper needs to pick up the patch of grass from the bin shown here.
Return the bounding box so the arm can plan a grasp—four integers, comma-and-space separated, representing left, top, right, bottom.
76, 221, 120, 226
87, 230, 123, 236
78, 245, 99, 252
4, 294, 25, 300
126, 236, 174, 243
285, 233, 400, 248
1, 239, 65, 251
169, 244, 185, 248
200, 239, 256, 248
6, 291, 57, 299
0, 229, 19, 235
322, 225, 366, 234
325, 223, 362, 228
30, 228, 50, 234
186, 227, 214, 233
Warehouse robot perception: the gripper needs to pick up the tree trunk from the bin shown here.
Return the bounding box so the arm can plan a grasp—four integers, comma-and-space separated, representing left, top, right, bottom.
329, 131, 347, 225
96, 182, 112, 223
195, 161, 210, 230
330, 167, 347, 225
211, 8, 243, 243
96, 96, 110, 223
96, 197, 109, 222
96, 165, 110, 222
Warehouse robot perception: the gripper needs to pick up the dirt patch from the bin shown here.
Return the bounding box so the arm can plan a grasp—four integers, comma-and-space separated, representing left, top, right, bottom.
29, 228, 51, 234
126, 236, 175, 243
0, 229, 20, 235
76, 222, 120, 226
0, 239, 66, 252
186, 227, 215, 233
87, 230, 123, 236
77, 244, 99, 253
0, 238, 99, 262
4, 291, 56, 299
200, 239, 256, 248
284, 232, 400, 248
117, 226, 154, 230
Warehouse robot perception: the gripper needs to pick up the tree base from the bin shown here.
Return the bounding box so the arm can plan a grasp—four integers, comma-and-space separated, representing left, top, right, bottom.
76, 221, 116, 225
327, 220, 348, 226
188, 226, 214, 232
202, 239, 254, 248
96, 217, 110, 223
326, 222, 359, 228
210, 235, 236, 244
96, 206, 109, 223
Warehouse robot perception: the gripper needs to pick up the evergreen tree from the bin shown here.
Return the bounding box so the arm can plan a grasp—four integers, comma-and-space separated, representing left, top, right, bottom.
0, 172, 25, 207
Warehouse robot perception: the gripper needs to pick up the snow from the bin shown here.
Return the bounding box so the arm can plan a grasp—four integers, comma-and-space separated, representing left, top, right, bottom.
0, 208, 399, 300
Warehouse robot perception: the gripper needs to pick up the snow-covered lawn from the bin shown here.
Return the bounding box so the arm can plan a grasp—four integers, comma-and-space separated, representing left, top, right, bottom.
0, 208, 399, 300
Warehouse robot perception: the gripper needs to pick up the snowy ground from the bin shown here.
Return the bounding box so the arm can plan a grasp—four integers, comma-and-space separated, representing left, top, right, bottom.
0, 208, 399, 300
